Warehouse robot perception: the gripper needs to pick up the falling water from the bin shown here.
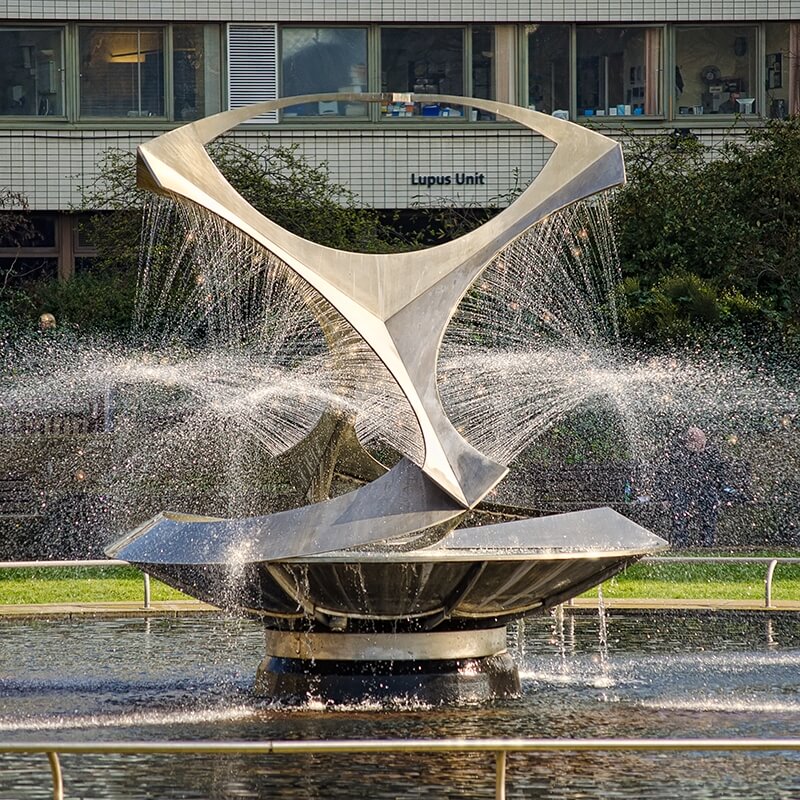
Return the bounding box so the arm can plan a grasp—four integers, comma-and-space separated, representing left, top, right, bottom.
595, 585, 611, 686
440, 196, 797, 468
1, 190, 798, 555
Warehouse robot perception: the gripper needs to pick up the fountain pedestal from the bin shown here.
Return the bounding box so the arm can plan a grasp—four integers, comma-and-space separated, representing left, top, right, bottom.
254, 628, 520, 703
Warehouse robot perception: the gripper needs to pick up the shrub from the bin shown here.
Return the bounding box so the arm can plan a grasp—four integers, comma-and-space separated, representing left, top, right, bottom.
611, 117, 800, 344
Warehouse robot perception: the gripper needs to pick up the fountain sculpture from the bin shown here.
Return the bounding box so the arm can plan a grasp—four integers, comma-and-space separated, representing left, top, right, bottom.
106, 93, 668, 702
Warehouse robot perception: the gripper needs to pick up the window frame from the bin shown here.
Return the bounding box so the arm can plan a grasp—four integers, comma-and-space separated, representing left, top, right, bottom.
0, 21, 791, 130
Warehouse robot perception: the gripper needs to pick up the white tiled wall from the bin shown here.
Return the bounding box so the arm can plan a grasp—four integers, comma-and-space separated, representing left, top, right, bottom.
0, 129, 158, 210
0, 0, 796, 21
1, 125, 748, 211
0, 127, 553, 210
0, 1, 785, 211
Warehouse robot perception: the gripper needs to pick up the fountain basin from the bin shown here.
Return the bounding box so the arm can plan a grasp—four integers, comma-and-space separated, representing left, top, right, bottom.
119, 506, 666, 702
127, 507, 666, 626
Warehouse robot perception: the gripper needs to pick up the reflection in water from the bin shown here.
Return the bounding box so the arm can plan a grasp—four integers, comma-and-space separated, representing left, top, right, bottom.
1, 611, 800, 798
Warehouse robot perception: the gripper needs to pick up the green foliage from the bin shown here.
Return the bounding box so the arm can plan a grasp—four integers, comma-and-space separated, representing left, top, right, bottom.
207, 139, 406, 253
612, 118, 800, 343
0, 286, 36, 332
618, 271, 779, 344
25, 266, 138, 332
0, 188, 41, 332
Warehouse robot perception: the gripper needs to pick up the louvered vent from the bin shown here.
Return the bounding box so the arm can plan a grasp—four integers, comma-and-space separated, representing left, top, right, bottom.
227, 24, 279, 124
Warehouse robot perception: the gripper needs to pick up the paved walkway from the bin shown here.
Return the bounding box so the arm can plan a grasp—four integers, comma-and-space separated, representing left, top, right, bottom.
0, 600, 218, 619
570, 597, 800, 612
1, 597, 799, 618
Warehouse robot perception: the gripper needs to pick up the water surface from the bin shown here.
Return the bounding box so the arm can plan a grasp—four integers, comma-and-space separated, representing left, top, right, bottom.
1, 610, 799, 799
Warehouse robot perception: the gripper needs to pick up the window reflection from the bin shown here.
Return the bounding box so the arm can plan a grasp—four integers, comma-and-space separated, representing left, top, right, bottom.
675, 26, 757, 115
526, 24, 570, 116
281, 27, 367, 118
79, 27, 165, 118
173, 25, 220, 121
0, 28, 64, 116
577, 27, 663, 117
380, 27, 464, 118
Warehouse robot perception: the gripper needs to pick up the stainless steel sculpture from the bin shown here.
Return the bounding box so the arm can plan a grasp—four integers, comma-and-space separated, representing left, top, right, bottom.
108, 94, 667, 702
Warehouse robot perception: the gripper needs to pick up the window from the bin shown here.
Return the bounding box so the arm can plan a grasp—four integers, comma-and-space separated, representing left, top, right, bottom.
526, 24, 571, 116
380, 27, 464, 119
765, 22, 794, 119
577, 26, 663, 118
0, 27, 64, 116
79, 27, 165, 118
173, 25, 222, 121
0, 212, 58, 284
281, 27, 368, 118
675, 26, 758, 116
472, 26, 516, 120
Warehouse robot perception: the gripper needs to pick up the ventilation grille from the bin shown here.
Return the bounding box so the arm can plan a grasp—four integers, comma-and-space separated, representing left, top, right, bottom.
227, 24, 279, 124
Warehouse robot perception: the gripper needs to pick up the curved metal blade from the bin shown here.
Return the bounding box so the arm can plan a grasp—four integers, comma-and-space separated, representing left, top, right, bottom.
135, 92, 625, 509
106, 458, 465, 565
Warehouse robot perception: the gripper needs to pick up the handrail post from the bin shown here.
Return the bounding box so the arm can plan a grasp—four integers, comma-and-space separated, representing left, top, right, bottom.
495, 750, 507, 800
143, 573, 151, 609
765, 559, 778, 609
47, 751, 63, 800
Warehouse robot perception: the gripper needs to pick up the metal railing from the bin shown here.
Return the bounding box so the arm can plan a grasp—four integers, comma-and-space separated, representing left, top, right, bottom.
5, 737, 800, 800
0, 556, 799, 611
0, 559, 151, 609
638, 555, 800, 609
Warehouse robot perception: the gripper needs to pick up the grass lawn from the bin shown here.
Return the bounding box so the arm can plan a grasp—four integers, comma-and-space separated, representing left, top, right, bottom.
587, 553, 800, 601
1, 554, 799, 605
0, 566, 188, 605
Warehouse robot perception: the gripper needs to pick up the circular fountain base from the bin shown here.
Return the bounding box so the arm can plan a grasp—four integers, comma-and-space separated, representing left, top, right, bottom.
253, 628, 520, 704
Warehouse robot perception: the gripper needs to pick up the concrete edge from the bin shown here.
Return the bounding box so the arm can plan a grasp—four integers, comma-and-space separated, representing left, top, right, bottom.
0, 600, 220, 619
1, 598, 799, 619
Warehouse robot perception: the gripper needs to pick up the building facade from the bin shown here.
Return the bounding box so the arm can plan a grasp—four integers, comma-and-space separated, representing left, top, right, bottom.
0, 1, 798, 275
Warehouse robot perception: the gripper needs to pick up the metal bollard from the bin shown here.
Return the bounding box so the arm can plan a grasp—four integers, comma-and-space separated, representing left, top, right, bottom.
765, 559, 778, 609
47, 752, 63, 800
495, 750, 507, 800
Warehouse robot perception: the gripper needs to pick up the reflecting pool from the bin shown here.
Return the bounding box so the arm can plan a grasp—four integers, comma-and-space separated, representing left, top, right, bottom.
1, 610, 799, 799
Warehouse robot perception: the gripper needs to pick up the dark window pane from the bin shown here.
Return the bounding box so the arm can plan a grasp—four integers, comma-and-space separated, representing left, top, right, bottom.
765, 22, 791, 118
0, 28, 64, 116
173, 25, 221, 121
0, 212, 55, 248
0, 257, 56, 284
471, 26, 514, 120
381, 27, 464, 119
577, 26, 663, 118
527, 24, 571, 116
